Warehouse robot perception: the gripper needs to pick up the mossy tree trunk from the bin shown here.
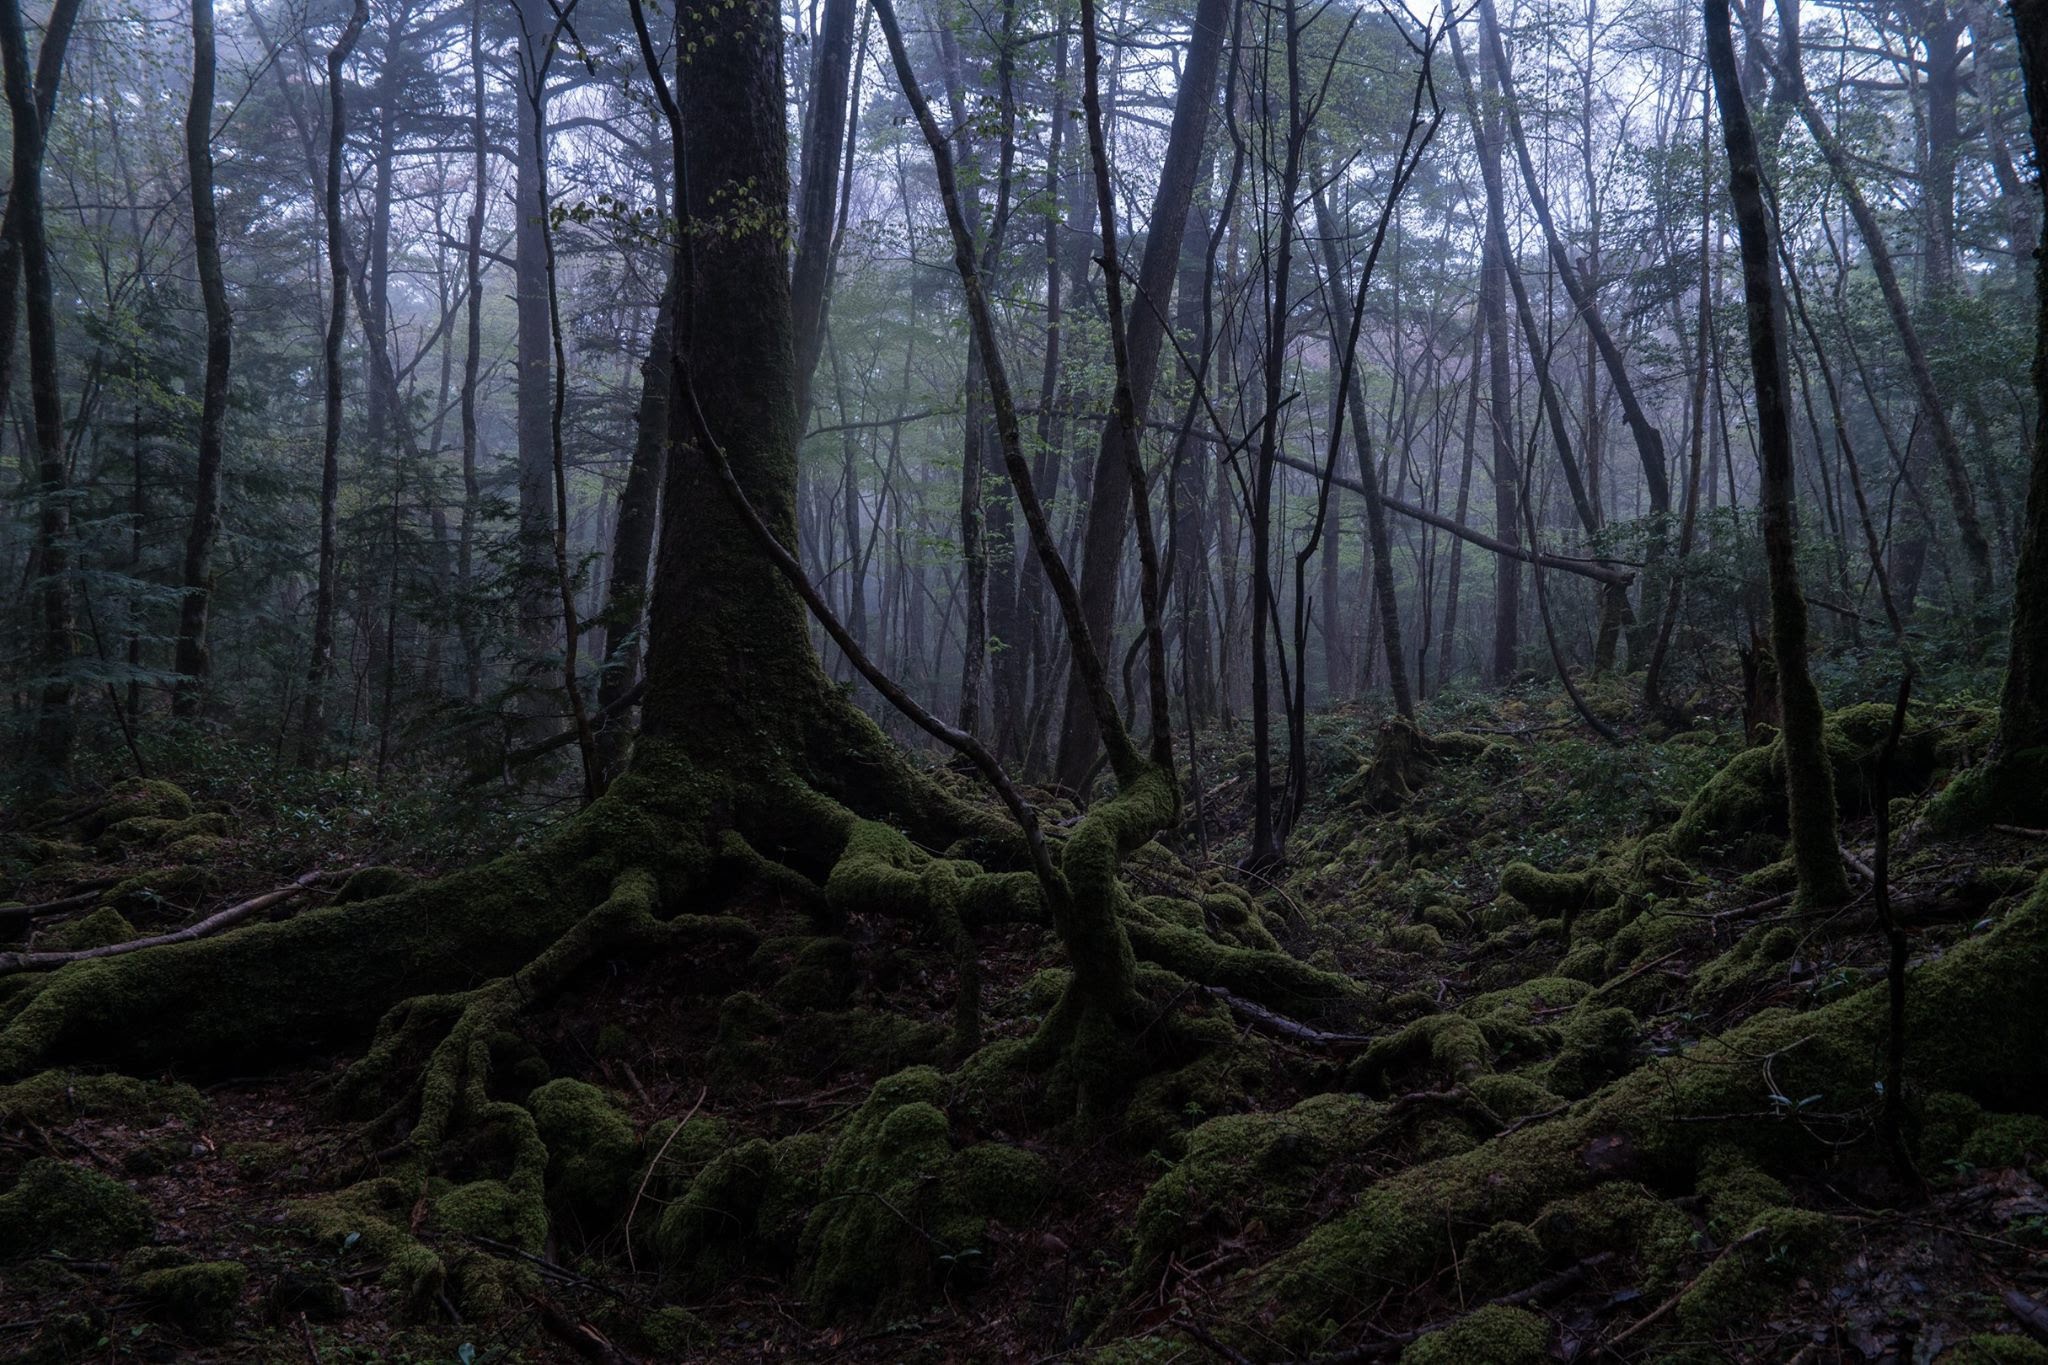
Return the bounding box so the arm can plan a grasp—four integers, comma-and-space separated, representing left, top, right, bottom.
1706, 0, 1849, 909
1984, 0, 2048, 816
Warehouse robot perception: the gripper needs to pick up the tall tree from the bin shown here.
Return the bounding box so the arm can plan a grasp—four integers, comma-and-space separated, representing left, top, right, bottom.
1, 0, 77, 783
1706, 0, 1848, 908
1935, 0, 2048, 826
298, 0, 371, 764
173, 0, 233, 716
1052, 0, 1232, 790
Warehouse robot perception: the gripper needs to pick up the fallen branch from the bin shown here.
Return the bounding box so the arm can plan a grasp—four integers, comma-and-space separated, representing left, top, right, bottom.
623, 1086, 706, 1276
1596, 1225, 1768, 1356
0, 868, 352, 977
2004, 1288, 2048, 1346
1307, 1253, 1615, 1361
1197, 985, 1376, 1051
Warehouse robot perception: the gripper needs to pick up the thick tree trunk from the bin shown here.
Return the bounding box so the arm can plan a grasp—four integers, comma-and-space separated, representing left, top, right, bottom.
1707, 0, 1848, 908
173, 0, 232, 717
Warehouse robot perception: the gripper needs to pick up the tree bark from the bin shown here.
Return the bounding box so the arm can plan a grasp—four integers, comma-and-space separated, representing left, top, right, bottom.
299, 0, 370, 764
1, 0, 78, 784
789, 0, 858, 427
173, 0, 232, 716
1051, 0, 1231, 790
1706, 0, 1849, 908
1757, 17, 1994, 603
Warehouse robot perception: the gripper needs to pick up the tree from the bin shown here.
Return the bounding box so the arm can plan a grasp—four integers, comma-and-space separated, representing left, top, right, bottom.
1706, 0, 1849, 908
1932, 0, 2048, 826
1052, 0, 1232, 790
172, 0, 232, 716
298, 0, 370, 765
1, 0, 77, 786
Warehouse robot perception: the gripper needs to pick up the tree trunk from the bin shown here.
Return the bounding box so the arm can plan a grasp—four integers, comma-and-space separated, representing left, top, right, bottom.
173, 0, 232, 717
1, 0, 77, 785
1309, 181, 1414, 718
1706, 0, 1848, 908
1763, 19, 1993, 604
788, 0, 857, 426
1051, 0, 1231, 790
1934, 0, 2048, 827
299, 0, 370, 764
0, 0, 80, 458
457, 0, 486, 705
512, 0, 556, 659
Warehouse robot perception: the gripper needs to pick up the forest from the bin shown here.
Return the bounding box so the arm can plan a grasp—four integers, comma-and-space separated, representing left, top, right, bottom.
4, 0, 2048, 1357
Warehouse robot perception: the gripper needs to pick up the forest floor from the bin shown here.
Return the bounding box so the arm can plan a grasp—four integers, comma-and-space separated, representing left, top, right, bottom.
4, 681, 2048, 1363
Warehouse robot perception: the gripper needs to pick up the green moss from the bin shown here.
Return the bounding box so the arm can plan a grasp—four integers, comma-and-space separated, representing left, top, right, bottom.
90, 779, 193, 833
225, 1140, 294, 1181
1464, 1072, 1563, 1120
95, 812, 229, 856
0, 1070, 205, 1126
99, 864, 218, 915
0, 1158, 154, 1258
1254, 877, 2048, 1345
436, 1178, 546, 1248
1672, 707, 1942, 855
1463, 1220, 1545, 1296
1676, 1207, 1840, 1333
131, 1259, 245, 1341
639, 1305, 713, 1355
1387, 922, 1445, 954
1960, 1113, 2048, 1169
267, 1266, 346, 1322
1398, 1305, 1548, 1364
1916, 1091, 1984, 1164
1500, 863, 1617, 916
652, 1132, 828, 1289
1133, 1093, 1381, 1268
1943, 1335, 2048, 1364
1691, 924, 1802, 1003
37, 906, 134, 952
766, 936, 857, 1010
1544, 1007, 1638, 1098
1696, 1144, 1789, 1237
527, 1079, 639, 1231
1464, 977, 1594, 1019
288, 1179, 445, 1315
1530, 1181, 1692, 1277
332, 866, 414, 904
794, 1066, 1046, 1316
165, 834, 228, 861
1349, 1013, 1489, 1093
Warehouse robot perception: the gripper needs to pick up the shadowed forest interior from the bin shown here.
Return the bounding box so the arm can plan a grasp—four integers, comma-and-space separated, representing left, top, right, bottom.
6, 0, 2048, 1358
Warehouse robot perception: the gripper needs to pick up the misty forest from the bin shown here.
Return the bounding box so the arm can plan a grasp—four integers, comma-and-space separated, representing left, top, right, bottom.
9, 0, 2048, 1357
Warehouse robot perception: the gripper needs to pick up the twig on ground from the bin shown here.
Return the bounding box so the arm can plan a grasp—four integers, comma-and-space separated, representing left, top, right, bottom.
623, 1085, 706, 1276
0, 868, 356, 976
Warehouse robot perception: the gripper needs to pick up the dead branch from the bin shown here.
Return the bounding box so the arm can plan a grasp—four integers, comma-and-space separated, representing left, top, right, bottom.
0, 868, 353, 977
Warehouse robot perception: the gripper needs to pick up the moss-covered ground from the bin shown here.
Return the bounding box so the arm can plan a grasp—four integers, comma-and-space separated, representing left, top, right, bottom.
3, 684, 2046, 1361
